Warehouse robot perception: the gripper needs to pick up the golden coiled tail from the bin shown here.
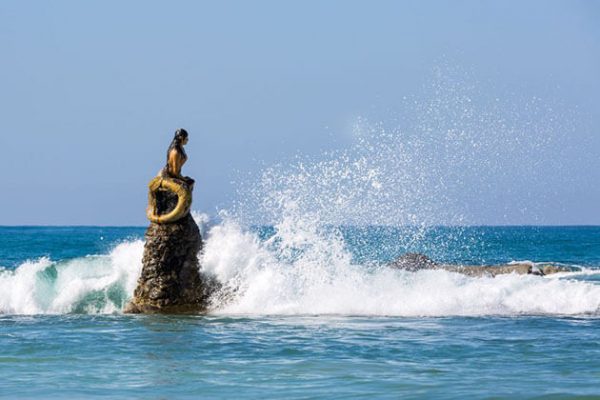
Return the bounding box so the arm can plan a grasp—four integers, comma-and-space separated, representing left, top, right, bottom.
146, 176, 192, 224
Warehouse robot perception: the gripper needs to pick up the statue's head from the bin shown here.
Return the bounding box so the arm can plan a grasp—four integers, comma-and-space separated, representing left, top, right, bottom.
174, 128, 188, 145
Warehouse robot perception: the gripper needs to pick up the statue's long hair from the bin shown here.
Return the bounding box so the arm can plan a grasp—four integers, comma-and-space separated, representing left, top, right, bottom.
166, 128, 188, 163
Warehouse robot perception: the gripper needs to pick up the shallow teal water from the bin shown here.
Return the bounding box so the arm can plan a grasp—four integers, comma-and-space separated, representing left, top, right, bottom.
1, 226, 599, 398
2, 315, 600, 399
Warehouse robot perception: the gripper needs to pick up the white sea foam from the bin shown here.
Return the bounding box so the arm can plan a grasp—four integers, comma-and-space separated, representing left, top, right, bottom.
201, 218, 600, 317
0, 241, 143, 315
1, 222, 598, 316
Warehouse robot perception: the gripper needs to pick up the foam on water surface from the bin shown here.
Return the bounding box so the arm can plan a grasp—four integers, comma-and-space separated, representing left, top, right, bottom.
0, 241, 143, 314
1, 222, 599, 316
201, 219, 600, 317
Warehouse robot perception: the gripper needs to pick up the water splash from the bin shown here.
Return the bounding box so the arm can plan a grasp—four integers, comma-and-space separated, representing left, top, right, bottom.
200, 220, 600, 316
1, 68, 588, 316
201, 68, 588, 316
232, 73, 570, 278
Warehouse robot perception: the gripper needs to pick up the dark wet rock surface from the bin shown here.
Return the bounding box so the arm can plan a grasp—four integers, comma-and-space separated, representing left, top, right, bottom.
388, 253, 570, 277
388, 253, 438, 271
125, 178, 219, 314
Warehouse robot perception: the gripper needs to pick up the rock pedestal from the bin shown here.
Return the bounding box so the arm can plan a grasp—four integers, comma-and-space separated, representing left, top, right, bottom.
125, 177, 214, 314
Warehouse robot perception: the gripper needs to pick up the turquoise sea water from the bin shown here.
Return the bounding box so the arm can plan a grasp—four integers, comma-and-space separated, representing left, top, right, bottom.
1, 225, 599, 399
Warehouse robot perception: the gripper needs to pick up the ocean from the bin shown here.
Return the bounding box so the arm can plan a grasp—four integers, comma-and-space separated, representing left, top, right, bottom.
1, 224, 599, 399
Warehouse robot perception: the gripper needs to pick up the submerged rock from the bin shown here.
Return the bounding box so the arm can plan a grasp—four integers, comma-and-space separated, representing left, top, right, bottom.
388, 253, 438, 271
388, 253, 569, 277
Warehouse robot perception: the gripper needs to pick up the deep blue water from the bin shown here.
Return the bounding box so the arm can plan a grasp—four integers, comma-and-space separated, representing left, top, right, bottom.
3, 225, 599, 269
0, 226, 145, 269
1, 226, 599, 399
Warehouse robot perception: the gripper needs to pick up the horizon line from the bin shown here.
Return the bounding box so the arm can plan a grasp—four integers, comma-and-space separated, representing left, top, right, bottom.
1, 224, 599, 228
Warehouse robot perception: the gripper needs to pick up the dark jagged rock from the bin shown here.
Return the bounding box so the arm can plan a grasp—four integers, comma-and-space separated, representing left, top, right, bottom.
124, 213, 213, 314
388, 253, 570, 277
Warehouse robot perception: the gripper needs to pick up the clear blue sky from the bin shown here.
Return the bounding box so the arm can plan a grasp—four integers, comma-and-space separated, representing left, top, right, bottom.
1, 0, 598, 225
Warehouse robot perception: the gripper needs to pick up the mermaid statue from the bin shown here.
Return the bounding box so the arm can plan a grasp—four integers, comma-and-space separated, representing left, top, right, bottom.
147, 129, 194, 224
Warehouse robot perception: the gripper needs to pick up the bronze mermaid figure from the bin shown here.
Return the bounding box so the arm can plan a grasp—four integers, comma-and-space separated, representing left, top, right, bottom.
147, 129, 195, 224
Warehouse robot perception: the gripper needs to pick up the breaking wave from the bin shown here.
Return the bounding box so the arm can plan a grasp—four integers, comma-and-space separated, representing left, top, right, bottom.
0, 241, 143, 315
1, 219, 599, 316
201, 218, 600, 317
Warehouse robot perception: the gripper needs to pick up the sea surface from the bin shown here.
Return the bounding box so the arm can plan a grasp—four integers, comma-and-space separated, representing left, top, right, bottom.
1, 225, 599, 399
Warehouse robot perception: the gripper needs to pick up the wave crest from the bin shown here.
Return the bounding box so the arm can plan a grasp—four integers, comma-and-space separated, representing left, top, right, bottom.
201, 220, 600, 316
1, 225, 599, 317
0, 241, 143, 314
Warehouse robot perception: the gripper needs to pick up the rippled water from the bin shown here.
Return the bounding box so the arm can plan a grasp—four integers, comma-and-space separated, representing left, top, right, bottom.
2, 315, 600, 399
